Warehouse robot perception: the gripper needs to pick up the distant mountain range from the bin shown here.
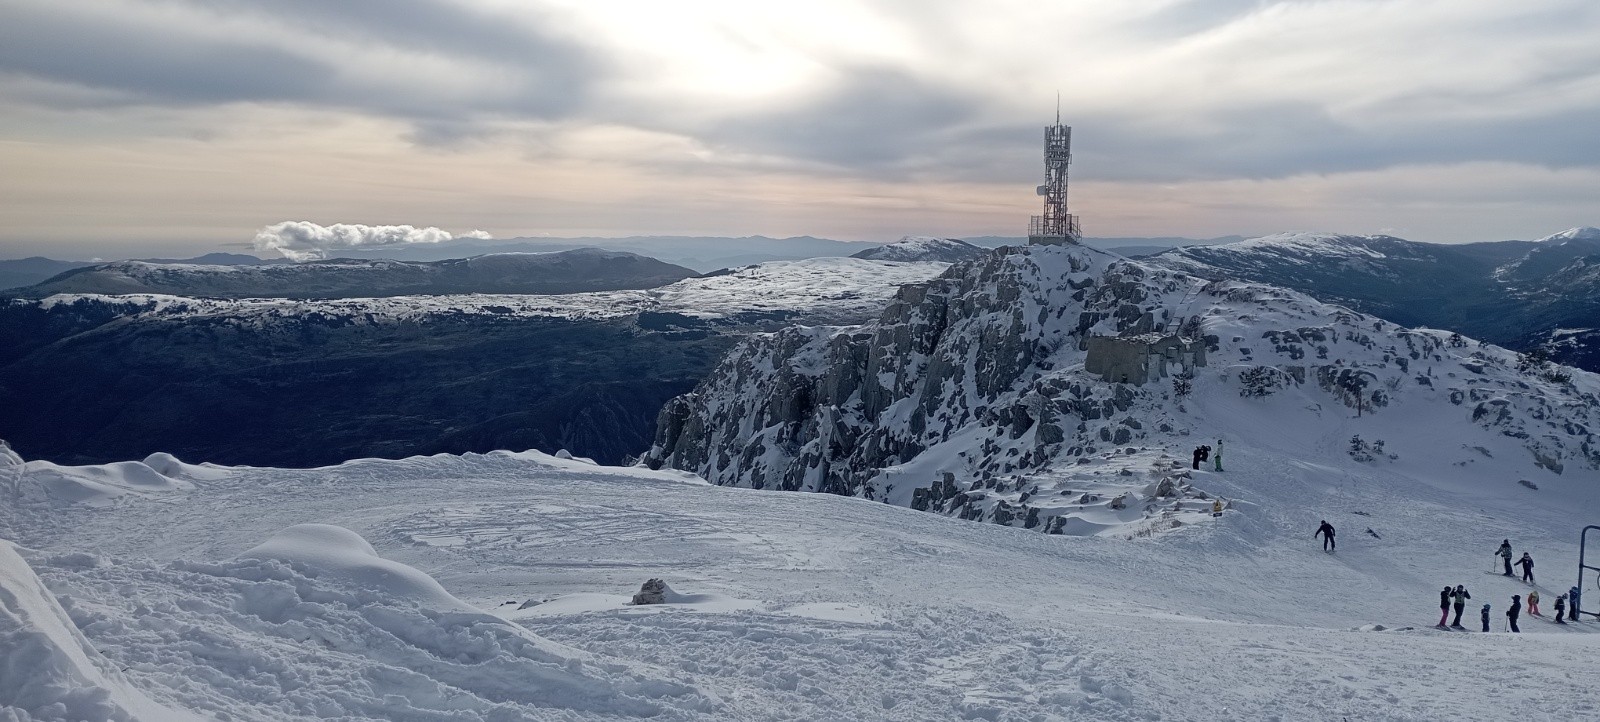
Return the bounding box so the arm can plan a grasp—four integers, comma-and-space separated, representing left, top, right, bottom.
7, 249, 697, 299
0, 253, 282, 292
1145, 227, 1600, 371
0, 234, 1231, 289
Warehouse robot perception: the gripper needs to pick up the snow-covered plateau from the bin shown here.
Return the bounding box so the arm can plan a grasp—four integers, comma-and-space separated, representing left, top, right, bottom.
4, 242, 1599, 721
22, 256, 951, 328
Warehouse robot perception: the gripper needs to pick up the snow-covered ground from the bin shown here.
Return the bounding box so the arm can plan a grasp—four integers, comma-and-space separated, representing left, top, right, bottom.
3, 435, 1597, 720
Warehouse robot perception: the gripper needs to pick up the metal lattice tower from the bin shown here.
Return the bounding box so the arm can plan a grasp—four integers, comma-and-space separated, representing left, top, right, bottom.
1028, 105, 1081, 246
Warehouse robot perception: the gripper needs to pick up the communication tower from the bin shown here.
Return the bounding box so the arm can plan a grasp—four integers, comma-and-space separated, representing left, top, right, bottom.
1028, 105, 1081, 246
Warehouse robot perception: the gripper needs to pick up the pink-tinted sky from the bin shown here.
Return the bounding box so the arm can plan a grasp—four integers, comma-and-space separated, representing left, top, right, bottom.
2, 0, 1598, 258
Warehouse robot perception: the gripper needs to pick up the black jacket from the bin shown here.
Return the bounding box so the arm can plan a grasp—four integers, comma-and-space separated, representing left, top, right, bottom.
1316, 523, 1335, 539
1508, 603, 1521, 618
1440, 590, 1451, 609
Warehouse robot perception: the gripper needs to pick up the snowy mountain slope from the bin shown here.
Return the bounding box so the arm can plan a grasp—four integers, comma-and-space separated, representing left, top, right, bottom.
1, 447, 1596, 721
850, 236, 988, 263
10, 248, 699, 299
1145, 228, 1600, 371
644, 243, 1600, 539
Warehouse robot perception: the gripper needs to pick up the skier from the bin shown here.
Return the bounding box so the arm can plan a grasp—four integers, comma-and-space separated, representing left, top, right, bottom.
1496, 540, 1513, 576
1451, 584, 1471, 628
1315, 520, 1336, 551
1507, 595, 1521, 633
1571, 585, 1583, 622
1516, 552, 1534, 583
1528, 589, 1541, 616
1438, 586, 1452, 627
1214, 439, 1224, 472
1554, 593, 1567, 624
1480, 602, 1491, 632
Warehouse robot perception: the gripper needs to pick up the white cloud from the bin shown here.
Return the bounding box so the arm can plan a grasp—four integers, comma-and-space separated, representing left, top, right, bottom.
253, 221, 493, 261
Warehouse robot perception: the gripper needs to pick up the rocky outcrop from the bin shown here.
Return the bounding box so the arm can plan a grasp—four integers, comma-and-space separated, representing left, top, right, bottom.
644, 243, 1600, 533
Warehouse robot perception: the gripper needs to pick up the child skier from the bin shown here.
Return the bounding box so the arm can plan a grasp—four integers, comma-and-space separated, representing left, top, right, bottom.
1554, 593, 1567, 624
1451, 585, 1471, 628
1516, 552, 1535, 583
1438, 586, 1452, 627
1528, 590, 1541, 616
1497, 540, 1513, 575
1480, 603, 1491, 632
1507, 595, 1521, 633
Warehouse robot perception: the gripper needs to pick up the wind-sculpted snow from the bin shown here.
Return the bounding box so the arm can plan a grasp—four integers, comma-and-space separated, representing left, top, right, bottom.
3, 520, 711, 721
3, 448, 1597, 720
646, 243, 1600, 536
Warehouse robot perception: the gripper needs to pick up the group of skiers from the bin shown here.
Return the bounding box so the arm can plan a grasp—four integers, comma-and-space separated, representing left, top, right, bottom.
1312, 525, 1586, 631
1458, 540, 1584, 632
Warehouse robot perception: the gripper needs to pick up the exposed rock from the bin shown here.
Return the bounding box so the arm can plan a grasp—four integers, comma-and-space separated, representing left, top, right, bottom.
630, 578, 674, 605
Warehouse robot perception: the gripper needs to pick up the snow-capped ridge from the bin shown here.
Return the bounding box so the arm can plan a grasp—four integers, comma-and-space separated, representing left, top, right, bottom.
850, 236, 987, 264
1533, 226, 1600, 243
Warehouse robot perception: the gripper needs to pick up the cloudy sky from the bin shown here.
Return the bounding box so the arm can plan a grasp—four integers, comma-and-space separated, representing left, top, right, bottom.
2, 0, 1598, 258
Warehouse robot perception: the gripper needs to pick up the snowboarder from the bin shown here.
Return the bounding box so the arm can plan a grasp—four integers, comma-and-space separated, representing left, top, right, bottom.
1480, 602, 1491, 632
1507, 595, 1521, 633
1438, 586, 1452, 627
1315, 520, 1336, 551
1516, 552, 1534, 583
1496, 540, 1513, 576
1554, 593, 1567, 624
1571, 585, 1583, 622
1527, 590, 1541, 616
1451, 585, 1471, 628
1214, 439, 1224, 472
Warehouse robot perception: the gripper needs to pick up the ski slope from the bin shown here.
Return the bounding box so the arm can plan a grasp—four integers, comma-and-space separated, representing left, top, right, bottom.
3, 440, 1597, 721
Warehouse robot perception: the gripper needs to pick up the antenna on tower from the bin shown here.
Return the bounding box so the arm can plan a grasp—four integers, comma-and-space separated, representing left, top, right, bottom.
1027, 105, 1081, 246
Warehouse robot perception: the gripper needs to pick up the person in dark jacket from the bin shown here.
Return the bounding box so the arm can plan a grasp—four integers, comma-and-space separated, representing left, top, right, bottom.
1315, 520, 1336, 551
1451, 585, 1471, 628
1438, 586, 1452, 627
1571, 585, 1583, 623
1480, 603, 1491, 632
1507, 595, 1521, 633
1192, 447, 1203, 470
1516, 552, 1534, 583
1497, 540, 1513, 575
1554, 593, 1568, 624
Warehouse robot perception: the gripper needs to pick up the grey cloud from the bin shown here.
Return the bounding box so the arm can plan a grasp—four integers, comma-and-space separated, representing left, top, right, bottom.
0, 0, 595, 125
0, 2, 332, 106
1124, 0, 1266, 40
692, 66, 980, 174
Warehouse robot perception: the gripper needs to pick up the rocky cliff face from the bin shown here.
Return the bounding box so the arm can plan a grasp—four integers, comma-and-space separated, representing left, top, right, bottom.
645, 244, 1600, 535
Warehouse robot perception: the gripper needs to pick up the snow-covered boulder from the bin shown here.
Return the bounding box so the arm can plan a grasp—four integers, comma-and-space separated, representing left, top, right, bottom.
630, 578, 675, 605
